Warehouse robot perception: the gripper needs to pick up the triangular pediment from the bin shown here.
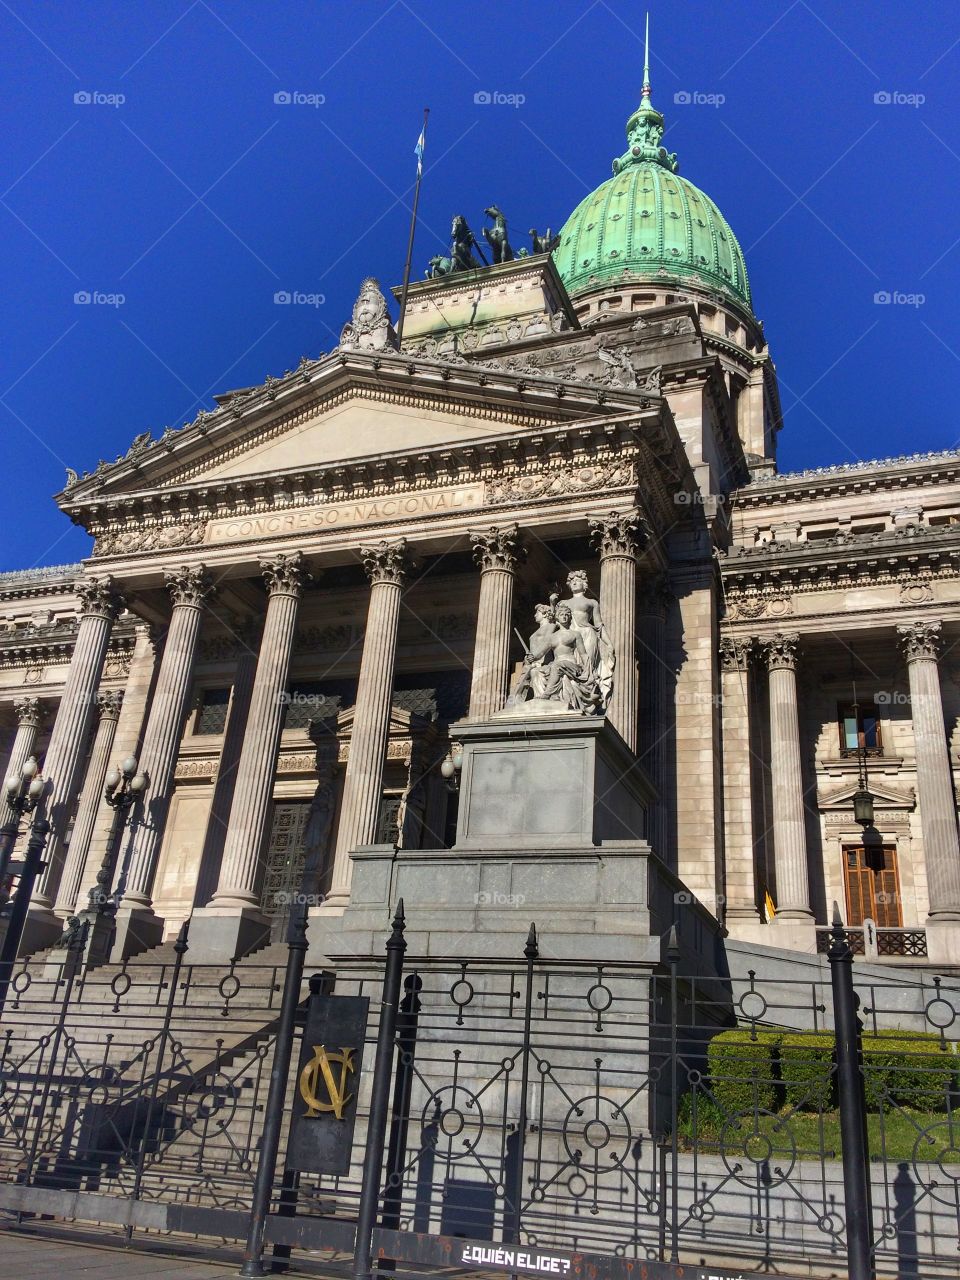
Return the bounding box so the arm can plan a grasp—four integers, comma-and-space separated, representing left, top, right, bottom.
58, 351, 648, 504
818, 780, 916, 810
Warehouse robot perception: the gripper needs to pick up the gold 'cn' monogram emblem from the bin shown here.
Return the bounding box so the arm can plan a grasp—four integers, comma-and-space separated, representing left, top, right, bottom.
299, 1045, 355, 1120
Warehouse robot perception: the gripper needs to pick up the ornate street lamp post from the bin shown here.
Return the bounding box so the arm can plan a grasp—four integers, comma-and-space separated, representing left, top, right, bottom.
80, 755, 147, 966
0, 759, 50, 1016
851, 695, 875, 829
0, 756, 44, 902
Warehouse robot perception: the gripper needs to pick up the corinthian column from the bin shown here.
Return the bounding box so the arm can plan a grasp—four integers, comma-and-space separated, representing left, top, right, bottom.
192, 555, 310, 961
112, 565, 214, 959
25, 577, 122, 950
589, 510, 646, 752
54, 690, 122, 916
898, 622, 960, 934
719, 638, 761, 926
468, 524, 524, 719
2, 697, 44, 801
760, 632, 812, 928
325, 539, 408, 910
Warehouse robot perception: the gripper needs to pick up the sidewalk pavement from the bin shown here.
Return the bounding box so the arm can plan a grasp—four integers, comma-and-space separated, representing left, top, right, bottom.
0, 1227, 261, 1279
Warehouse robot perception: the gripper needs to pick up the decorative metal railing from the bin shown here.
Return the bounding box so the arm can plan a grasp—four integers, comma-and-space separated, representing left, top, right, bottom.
816, 926, 928, 957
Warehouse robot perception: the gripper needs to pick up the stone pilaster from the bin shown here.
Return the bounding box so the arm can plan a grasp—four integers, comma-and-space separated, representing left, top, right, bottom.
192, 555, 310, 961
637, 575, 671, 859
719, 637, 761, 927
760, 632, 813, 936
468, 524, 524, 720
112, 566, 214, 959
897, 622, 960, 956
325, 539, 408, 910
25, 577, 122, 952
589, 509, 646, 753
53, 690, 122, 916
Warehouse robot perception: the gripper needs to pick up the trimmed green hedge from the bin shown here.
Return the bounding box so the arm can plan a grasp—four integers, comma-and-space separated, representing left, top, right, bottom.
705, 1026, 957, 1116
779, 1032, 835, 1111
863, 1029, 956, 1111
707, 1028, 780, 1114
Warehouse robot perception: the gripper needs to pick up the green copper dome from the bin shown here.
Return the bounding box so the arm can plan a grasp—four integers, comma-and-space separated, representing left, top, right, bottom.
554, 43, 752, 312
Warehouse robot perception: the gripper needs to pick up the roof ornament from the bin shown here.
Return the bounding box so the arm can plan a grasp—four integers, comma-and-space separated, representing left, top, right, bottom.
482, 205, 514, 263
426, 214, 485, 278
612, 13, 679, 176
339, 277, 398, 352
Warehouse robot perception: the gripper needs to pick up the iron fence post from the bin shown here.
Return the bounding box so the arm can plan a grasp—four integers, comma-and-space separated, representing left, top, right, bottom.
828, 909, 874, 1280
352, 899, 407, 1280
507, 922, 538, 1248
126, 918, 189, 1237
240, 898, 309, 1278
666, 924, 680, 1264
0, 817, 49, 1018
380, 970, 423, 1255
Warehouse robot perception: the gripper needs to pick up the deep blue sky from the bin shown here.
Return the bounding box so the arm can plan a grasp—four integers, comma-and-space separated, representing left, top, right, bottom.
3, 1, 959, 571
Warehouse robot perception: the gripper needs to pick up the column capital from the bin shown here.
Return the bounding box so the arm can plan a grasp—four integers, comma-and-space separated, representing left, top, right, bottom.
719, 635, 753, 671
75, 574, 124, 620
759, 631, 800, 671
13, 695, 44, 728
898, 619, 942, 662
164, 564, 215, 609
588, 508, 648, 560
96, 689, 124, 721
469, 523, 526, 573
360, 538, 409, 587
261, 550, 311, 598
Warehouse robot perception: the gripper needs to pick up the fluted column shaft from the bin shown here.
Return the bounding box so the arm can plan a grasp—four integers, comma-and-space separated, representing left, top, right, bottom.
35, 579, 122, 909
720, 639, 760, 921
54, 690, 122, 915
121, 567, 212, 909
194, 628, 259, 908
898, 622, 960, 919
590, 511, 645, 753
762, 633, 811, 919
210, 555, 309, 909
3, 697, 44, 792
328, 540, 407, 907
469, 525, 524, 719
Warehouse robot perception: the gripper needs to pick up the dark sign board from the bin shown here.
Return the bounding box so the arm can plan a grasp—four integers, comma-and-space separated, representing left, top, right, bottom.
287, 993, 369, 1175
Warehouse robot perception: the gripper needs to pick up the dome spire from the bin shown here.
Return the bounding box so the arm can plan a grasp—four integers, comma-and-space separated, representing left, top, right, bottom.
613, 12, 679, 175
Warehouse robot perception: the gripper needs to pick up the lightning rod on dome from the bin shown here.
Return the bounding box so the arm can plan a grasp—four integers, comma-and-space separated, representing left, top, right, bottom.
641, 11, 652, 106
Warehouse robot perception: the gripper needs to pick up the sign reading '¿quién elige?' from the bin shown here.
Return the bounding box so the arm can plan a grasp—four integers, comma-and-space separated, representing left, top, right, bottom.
203, 482, 485, 544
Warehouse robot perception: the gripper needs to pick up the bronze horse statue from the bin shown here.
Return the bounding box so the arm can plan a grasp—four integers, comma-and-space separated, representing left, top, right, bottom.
483, 205, 514, 264
427, 214, 485, 277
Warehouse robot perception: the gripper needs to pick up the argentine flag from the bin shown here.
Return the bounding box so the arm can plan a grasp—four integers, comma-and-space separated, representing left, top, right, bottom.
415, 125, 425, 177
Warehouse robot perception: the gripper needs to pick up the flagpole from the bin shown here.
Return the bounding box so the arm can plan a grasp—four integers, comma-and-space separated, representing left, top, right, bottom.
396, 107, 429, 346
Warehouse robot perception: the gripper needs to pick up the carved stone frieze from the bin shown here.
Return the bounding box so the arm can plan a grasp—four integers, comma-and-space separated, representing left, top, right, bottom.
95, 521, 204, 558
486, 460, 637, 507
899, 578, 934, 605
897, 620, 942, 663
725, 592, 794, 621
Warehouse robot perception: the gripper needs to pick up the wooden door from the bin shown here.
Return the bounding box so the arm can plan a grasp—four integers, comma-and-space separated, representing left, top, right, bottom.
843, 845, 902, 927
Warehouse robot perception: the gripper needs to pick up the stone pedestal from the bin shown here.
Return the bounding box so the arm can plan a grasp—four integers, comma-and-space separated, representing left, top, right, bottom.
314, 714, 723, 971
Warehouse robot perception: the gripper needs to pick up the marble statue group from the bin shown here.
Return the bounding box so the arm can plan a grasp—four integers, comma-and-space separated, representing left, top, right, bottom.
509, 571, 615, 715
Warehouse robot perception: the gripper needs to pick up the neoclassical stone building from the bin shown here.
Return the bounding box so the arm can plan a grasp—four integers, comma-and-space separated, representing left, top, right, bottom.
2, 74, 959, 967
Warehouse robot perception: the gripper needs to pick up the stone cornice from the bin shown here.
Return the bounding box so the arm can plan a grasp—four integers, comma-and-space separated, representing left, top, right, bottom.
78, 414, 687, 561
733, 451, 960, 507
721, 524, 960, 596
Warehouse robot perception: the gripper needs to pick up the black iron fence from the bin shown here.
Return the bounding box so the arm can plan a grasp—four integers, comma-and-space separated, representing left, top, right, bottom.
0, 912, 957, 1280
